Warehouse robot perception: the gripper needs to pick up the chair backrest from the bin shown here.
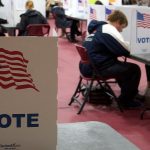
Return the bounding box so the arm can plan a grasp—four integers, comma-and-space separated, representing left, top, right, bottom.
26, 24, 50, 36
75, 44, 89, 64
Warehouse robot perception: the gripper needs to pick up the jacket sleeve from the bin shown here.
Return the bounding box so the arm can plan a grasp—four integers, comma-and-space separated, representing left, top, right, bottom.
17, 15, 27, 31
97, 33, 130, 57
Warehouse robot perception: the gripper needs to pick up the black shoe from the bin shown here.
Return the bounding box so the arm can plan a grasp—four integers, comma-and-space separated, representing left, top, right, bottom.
76, 31, 82, 36
121, 100, 143, 109
135, 93, 145, 103
71, 39, 78, 43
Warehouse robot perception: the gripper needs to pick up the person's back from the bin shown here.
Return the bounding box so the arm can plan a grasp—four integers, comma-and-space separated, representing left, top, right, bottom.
22, 9, 47, 24
17, 0, 48, 36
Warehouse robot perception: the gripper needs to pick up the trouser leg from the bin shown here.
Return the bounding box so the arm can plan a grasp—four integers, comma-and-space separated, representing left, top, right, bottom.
99, 61, 141, 102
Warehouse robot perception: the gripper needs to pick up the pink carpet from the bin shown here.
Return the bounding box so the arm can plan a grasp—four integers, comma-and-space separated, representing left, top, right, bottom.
57, 36, 150, 150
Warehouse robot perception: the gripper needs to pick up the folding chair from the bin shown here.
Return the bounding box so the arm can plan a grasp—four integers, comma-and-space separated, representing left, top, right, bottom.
68, 44, 123, 114
141, 108, 150, 120
26, 24, 50, 36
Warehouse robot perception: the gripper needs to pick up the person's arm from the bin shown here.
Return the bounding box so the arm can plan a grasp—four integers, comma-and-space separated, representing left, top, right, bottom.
99, 33, 130, 57
38, 12, 48, 24
16, 15, 28, 34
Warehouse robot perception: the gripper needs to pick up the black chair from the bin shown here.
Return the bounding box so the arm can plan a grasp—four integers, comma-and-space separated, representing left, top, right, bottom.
68, 44, 123, 114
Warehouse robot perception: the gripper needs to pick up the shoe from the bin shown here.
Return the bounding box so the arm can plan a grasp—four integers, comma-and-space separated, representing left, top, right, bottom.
121, 100, 143, 109
135, 93, 145, 103
70, 39, 78, 43
144, 88, 150, 105
76, 31, 82, 36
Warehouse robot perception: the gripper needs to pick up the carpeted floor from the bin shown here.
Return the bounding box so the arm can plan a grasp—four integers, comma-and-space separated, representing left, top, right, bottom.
57, 121, 139, 150
48, 18, 150, 150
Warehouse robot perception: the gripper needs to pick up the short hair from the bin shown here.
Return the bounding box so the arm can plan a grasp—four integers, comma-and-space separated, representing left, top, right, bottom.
107, 10, 128, 27
26, 0, 34, 9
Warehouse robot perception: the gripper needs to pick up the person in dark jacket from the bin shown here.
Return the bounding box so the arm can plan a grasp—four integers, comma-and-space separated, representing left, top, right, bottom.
51, 2, 81, 41
80, 10, 142, 108
17, 0, 48, 36
51, 2, 72, 37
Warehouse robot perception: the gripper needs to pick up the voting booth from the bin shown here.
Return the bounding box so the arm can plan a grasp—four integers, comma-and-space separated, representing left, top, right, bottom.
0, 0, 45, 27
87, 4, 150, 54
63, 0, 88, 19
0, 37, 57, 150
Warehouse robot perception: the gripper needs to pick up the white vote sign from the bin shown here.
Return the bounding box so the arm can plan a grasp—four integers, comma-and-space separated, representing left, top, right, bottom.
0, 37, 57, 150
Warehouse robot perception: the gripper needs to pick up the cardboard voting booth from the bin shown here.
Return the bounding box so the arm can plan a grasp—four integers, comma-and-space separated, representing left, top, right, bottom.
130, 6, 150, 54
87, 5, 150, 54
64, 0, 88, 19
0, 37, 57, 150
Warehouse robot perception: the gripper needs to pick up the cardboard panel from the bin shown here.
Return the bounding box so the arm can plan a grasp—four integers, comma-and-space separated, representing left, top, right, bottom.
0, 37, 57, 150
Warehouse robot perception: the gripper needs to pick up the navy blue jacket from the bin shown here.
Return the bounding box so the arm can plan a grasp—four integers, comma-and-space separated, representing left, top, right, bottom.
80, 21, 130, 77
51, 6, 72, 28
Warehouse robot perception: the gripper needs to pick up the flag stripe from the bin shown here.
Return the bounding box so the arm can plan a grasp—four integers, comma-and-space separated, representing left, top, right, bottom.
16, 84, 39, 91
0, 54, 28, 64
0, 65, 27, 72
0, 48, 28, 62
0, 60, 27, 68
0, 71, 31, 77
0, 82, 16, 89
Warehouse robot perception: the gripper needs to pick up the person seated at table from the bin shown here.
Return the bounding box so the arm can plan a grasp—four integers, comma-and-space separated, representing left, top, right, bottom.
16, 0, 48, 36
51, 1, 72, 37
80, 10, 142, 108
52, 1, 81, 41
67, 19, 82, 42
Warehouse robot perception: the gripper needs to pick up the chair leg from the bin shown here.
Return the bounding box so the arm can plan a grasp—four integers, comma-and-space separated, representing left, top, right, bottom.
102, 82, 124, 112
77, 80, 94, 114
68, 77, 83, 106
140, 108, 150, 120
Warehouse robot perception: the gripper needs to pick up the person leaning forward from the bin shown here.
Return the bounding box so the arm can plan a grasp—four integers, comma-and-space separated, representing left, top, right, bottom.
80, 10, 142, 108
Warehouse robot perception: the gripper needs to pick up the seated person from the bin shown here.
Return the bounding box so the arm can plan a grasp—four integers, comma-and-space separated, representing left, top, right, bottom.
80, 10, 142, 108
17, 0, 48, 36
52, 1, 81, 41
67, 19, 82, 42
51, 1, 72, 37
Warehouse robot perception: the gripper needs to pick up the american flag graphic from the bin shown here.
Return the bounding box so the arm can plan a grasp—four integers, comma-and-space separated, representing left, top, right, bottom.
0, 48, 39, 91
105, 7, 112, 19
137, 11, 150, 28
90, 7, 97, 20
64, 0, 68, 5
78, 0, 84, 7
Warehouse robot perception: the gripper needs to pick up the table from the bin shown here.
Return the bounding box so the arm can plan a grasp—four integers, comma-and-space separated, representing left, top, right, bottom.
130, 53, 150, 65
65, 11, 87, 33
2, 24, 17, 36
